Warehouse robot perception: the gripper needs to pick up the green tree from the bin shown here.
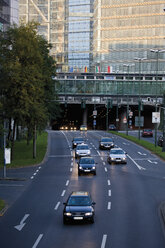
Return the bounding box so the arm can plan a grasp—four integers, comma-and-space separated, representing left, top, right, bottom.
0, 22, 60, 159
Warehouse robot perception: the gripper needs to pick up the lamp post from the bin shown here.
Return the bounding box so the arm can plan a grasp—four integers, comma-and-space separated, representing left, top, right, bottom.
134, 57, 147, 140
150, 49, 165, 147
123, 64, 134, 135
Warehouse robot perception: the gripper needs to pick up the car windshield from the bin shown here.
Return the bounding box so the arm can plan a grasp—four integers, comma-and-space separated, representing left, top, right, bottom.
110, 150, 124, 155
67, 196, 91, 206
144, 129, 152, 132
77, 145, 89, 150
101, 138, 112, 142
80, 158, 94, 164
74, 138, 84, 141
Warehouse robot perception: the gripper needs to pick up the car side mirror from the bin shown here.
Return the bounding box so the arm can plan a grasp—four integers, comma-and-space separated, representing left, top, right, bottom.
63, 202, 66, 205
92, 202, 96, 205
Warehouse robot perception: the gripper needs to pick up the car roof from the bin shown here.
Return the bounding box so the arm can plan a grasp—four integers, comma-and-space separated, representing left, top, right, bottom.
77, 143, 88, 147
101, 137, 112, 140
71, 191, 89, 196
111, 147, 122, 151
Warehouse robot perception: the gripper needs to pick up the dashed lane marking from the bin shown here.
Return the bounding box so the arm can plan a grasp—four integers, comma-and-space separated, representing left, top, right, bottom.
32, 234, 43, 248
101, 235, 107, 248
54, 202, 60, 210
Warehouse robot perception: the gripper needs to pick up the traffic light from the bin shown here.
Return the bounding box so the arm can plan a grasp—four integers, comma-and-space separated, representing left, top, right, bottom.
107, 99, 113, 109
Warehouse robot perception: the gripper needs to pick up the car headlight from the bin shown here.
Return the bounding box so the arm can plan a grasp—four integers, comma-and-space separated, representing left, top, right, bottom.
111, 157, 115, 160
92, 166, 96, 169
122, 157, 126, 160
74, 143, 76, 145
87, 151, 90, 154
100, 143, 103, 146
85, 212, 92, 216
65, 212, 72, 216
79, 166, 83, 169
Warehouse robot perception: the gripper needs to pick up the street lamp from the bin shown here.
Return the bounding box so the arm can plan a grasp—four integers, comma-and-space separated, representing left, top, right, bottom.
123, 64, 134, 135
150, 49, 165, 147
134, 57, 147, 140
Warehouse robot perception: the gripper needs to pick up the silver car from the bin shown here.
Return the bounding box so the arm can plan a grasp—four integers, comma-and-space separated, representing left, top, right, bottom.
75, 144, 91, 158
107, 148, 127, 164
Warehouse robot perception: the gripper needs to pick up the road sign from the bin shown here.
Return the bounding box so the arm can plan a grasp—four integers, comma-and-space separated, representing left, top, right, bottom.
5, 148, 11, 164
116, 118, 119, 122
93, 110, 97, 116
152, 112, 160, 123
123, 117, 127, 123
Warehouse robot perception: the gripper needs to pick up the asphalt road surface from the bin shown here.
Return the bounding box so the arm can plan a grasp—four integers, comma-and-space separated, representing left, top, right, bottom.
0, 130, 165, 248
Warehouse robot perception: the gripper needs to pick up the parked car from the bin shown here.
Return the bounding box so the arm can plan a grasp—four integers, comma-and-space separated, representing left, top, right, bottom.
108, 124, 116, 131
107, 148, 127, 164
158, 135, 164, 147
142, 129, 153, 137
72, 137, 85, 148
78, 157, 96, 176
75, 144, 91, 158
99, 137, 114, 150
80, 125, 87, 131
63, 191, 95, 224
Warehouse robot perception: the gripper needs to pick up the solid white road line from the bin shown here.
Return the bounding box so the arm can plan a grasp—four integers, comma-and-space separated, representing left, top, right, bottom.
127, 154, 146, 170
54, 202, 60, 210
107, 179, 111, 185
66, 180, 69, 186
101, 234, 107, 248
32, 234, 43, 248
61, 190, 66, 197
107, 202, 111, 210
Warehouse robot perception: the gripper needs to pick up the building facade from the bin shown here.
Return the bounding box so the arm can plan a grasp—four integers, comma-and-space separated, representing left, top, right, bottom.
93, 0, 165, 74
0, 0, 10, 31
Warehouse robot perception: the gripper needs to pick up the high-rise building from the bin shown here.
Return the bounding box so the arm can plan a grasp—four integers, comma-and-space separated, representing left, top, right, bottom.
67, 0, 93, 72
19, 0, 67, 72
10, 0, 19, 25
0, 0, 10, 31
93, 0, 165, 74
19, 0, 93, 73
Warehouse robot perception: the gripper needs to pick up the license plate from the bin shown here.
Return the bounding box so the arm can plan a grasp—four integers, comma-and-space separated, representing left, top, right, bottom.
74, 217, 83, 220
84, 170, 90, 172
116, 159, 121, 162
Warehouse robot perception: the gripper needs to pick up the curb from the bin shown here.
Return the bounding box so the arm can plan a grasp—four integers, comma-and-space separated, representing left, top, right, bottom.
159, 201, 165, 239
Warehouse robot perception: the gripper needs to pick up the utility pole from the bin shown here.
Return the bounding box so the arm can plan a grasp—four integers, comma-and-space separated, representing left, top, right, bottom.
162, 93, 165, 152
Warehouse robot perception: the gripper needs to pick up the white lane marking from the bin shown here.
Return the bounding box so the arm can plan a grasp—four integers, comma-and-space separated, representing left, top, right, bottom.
71, 162, 73, 166
70, 168, 73, 172
101, 157, 103, 161
107, 179, 111, 186
14, 214, 30, 231
33, 173, 37, 176
101, 235, 107, 248
31, 176, 34, 179
103, 162, 105, 165
127, 154, 146, 170
66, 180, 69, 186
32, 234, 43, 248
123, 142, 130, 145
61, 131, 71, 148
39, 167, 41, 169
54, 202, 60, 210
105, 167, 107, 172
107, 202, 111, 210
71, 158, 73, 161
148, 160, 158, 164
138, 151, 146, 156
97, 151, 101, 156
108, 190, 111, 197
36, 170, 39, 172
61, 190, 66, 197
90, 142, 93, 145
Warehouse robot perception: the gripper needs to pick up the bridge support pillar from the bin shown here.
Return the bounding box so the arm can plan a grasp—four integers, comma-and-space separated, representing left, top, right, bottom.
82, 108, 88, 125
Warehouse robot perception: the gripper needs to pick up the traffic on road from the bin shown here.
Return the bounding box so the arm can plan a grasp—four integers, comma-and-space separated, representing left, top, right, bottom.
0, 129, 165, 248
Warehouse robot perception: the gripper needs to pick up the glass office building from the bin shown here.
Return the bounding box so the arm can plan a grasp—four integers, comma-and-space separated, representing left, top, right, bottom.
68, 0, 93, 72
93, 0, 165, 74
0, 0, 10, 31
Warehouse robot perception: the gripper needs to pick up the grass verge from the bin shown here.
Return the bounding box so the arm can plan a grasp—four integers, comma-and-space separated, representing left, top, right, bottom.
109, 131, 165, 161
0, 131, 48, 168
0, 199, 5, 213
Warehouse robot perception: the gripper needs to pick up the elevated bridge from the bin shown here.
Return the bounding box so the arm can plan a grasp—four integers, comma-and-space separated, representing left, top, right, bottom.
53, 72, 165, 130
54, 72, 165, 106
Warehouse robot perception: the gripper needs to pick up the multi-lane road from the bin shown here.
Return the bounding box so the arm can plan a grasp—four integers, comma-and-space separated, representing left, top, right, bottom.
0, 130, 165, 248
